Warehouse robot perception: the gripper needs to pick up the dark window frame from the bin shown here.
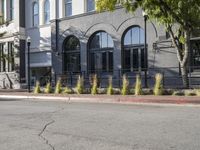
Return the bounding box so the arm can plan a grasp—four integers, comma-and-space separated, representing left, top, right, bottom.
122, 26, 147, 73
33, 2, 39, 27
190, 38, 200, 70
7, 42, 14, 72
63, 36, 81, 73
0, 43, 6, 72
88, 31, 114, 73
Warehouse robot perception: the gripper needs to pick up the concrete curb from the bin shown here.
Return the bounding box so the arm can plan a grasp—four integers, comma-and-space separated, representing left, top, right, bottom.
1, 94, 200, 106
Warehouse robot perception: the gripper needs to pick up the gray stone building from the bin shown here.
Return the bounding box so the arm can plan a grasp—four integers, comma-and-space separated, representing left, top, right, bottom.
51, 7, 200, 88
0, 0, 26, 89
1, 0, 199, 89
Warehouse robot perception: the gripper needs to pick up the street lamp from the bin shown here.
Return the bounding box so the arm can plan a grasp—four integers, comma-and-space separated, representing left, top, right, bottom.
142, 10, 148, 88
27, 36, 31, 93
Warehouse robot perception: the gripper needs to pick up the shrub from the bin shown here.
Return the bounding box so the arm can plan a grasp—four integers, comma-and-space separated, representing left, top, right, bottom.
107, 76, 113, 95
63, 87, 73, 94
143, 89, 153, 95
76, 75, 84, 94
163, 89, 174, 95
121, 74, 129, 95
196, 89, 200, 96
34, 81, 41, 94
185, 90, 196, 96
172, 90, 184, 96
55, 79, 62, 94
135, 75, 142, 96
113, 88, 121, 95
91, 74, 98, 95
153, 73, 163, 96
44, 82, 52, 94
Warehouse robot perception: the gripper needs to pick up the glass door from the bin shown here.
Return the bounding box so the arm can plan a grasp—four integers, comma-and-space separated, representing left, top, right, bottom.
123, 47, 145, 72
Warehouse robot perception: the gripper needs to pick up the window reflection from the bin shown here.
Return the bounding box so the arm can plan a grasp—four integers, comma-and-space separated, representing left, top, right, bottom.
191, 39, 200, 69
44, 0, 50, 24
63, 36, 80, 72
123, 26, 146, 72
33, 2, 39, 26
89, 31, 114, 73
10, 0, 14, 20
124, 26, 144, 46
89, 32, 114, 50
65, 0, 72, 16
87, 0, 95, 12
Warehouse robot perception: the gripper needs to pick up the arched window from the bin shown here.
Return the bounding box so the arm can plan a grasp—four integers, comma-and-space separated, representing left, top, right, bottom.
122, 26, 146, 72
33, 2, 39, 26
65, 0, 72, 17
44, 0, 50, 24
89, 31, 114, 73
63, 36, 80, 72
10, 0, 14, 20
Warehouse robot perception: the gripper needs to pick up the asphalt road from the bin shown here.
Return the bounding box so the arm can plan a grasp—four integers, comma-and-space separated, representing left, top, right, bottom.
0, 100, 200, 150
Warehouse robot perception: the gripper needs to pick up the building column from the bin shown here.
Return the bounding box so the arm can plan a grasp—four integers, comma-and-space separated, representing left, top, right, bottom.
80, 42, 87, 76
113, 39, 122, 78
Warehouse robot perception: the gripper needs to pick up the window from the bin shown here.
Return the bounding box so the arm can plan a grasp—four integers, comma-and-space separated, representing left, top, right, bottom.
33, 2, 39, 26
8, 42, 14, 72
9, 0, 14, 20
65, 0, 72, 17
0, 42, 14, 72
86, 0, 95, 12
192, 30, 200, 38
44, 0, 50, 24
191, 39, 200, 69
122, 26, 146, 72
0, 43, 5, 72
63, 36, 80, 72
89, 31, 114, 73
124, 26, 144, 46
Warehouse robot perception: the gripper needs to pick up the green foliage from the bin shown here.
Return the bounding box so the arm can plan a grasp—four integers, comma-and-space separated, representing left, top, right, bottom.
107, 76, 113, 95
153, 73, 163, 96
55, 79, 62, 94
91, 74, 98, 95
97, 0, 200, 30
44, 82, 52, 94
96, 0, 200, 49
63, 87, 73, 94
121, 74, 129, 95
76, 75, 84, 94
135, 75, 142, 96
34, 81, 41, 94
96, 0, 200, 87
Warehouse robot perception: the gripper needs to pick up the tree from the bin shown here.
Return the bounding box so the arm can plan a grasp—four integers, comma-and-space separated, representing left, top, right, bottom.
96, 0, 200, 88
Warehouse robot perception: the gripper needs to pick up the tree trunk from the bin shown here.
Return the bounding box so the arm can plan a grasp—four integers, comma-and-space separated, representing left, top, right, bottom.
180, 30, 190, 88
180, 63, 189, 88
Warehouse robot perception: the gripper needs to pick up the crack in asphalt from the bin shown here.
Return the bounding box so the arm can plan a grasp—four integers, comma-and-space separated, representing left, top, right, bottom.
38, 106, 66, 150
38, 107, 64, 150
38, 120, 55, 150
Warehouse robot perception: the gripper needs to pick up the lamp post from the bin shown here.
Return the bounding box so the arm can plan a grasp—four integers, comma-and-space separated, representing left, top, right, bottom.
27, 36, 31, 93
142, 11, 148, 88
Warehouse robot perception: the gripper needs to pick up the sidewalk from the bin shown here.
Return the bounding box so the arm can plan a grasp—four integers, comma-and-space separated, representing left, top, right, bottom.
0, 91, 200, 105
